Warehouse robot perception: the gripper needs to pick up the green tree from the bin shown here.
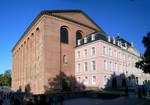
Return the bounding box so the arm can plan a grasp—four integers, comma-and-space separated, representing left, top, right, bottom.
3, 70, 11, 86
0, 74, 4, 86
136, 32, 150, 73
0, 70, 11, 86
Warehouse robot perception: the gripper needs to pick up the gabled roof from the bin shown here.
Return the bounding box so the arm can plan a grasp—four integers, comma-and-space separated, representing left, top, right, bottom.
12, 10, 105, 51
44, 10, 105, 32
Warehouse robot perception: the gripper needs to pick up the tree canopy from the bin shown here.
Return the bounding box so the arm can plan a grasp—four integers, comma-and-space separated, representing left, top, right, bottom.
136, 32, 150, 73
0, 70, 11, 86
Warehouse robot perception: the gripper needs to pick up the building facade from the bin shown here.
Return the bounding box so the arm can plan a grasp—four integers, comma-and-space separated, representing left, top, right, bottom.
75, 33, 150, 89
11, 10, 104, 94
12, 10, 150, 94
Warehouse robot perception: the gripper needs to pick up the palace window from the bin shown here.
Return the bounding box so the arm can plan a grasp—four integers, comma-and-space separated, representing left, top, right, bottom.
115, 50, 117, 58
103, 46, 107, 55
92, 47, 96, 55
92, 60, 96, 71
118, 52, 121, 59
77, 51, 80, 59
84, 76, 88, 85
77, 63, 81, 73
84, 49, 88, 57
104, 60, 108, 71
84, 62, 88, 72
77, 76, 81, 83
110, 61, 113, 71
109, 48, 112, 56
123, 53, 125, 60
115, 63, 117, 72
92, 76, 96, 85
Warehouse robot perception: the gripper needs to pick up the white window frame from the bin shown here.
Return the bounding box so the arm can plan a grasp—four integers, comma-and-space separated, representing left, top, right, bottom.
118, 52, 120, 59
77, 63, 81, 73
109, 48, 112, 56
110, 61, 113, 71
104, 76, 107, 86
92, 47, 96, 55
84, 76, 88, 85
123, 53, 125, 60
77, 51, 80, 59
84, 49, 88, 57
77, 76, 81, 83
104, 60, 107, 71
115, 51, 117, 58
92, 76, 96, 85
117, 63, 119, 72
115, 63, 117, 72
103, 46, 105, 55
84, 62, 88, 72
91, 60, 96, 72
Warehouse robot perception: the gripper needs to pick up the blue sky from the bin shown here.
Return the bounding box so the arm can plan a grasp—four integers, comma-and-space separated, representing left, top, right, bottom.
0, 0, 150, 73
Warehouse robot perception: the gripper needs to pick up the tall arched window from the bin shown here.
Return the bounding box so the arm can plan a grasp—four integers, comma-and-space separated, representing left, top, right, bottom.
76, 30, 83, 44
60, 26, 69, 44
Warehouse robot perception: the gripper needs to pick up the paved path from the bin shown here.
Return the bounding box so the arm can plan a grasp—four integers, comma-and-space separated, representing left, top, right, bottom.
64, 96, 150, 105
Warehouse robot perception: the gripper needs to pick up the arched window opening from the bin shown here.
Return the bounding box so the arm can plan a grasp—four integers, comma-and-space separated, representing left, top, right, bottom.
27, 37, 30, 40
36, 27, 40, 37
36, 27, 39, 31
31, 33, 34, 36
60, 26, 69, 44
76, 30, 83, 44
63, 55, 68, 64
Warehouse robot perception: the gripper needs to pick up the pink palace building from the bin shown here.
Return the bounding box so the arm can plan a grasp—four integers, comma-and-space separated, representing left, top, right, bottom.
75, 32, 150, 89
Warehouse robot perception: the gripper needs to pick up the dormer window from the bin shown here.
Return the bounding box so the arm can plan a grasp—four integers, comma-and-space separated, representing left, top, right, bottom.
117, 41, 120, 46
91, 34, 95, 41
84, 37, 87, 43
77, 39, 81, 46
108, 36, 111, 42
112, 37, 116, 44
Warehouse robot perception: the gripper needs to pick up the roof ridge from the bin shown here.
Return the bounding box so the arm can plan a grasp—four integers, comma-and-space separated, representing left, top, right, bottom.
12, 10, 104, 51
40, 10, 83, 14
